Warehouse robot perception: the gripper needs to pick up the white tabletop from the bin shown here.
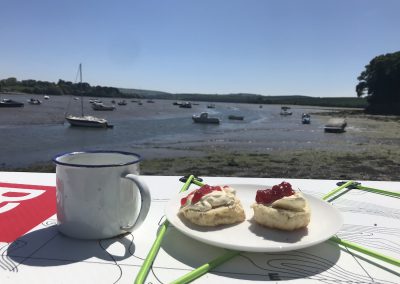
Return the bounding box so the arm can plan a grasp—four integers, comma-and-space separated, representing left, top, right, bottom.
0, 172, 399, 283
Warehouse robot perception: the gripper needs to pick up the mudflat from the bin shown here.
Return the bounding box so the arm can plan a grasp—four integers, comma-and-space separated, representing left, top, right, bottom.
140, 111, 400, 181
2, 94, 400, 181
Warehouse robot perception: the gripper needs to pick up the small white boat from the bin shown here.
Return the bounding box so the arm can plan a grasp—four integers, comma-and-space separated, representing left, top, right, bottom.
179, 102, 192, 108
280, 106, 292, 115
301, 113, 311, 124
65, 115, 112, 128
92, 102, 116, 111
324, 118, 347, 133
192, 112, 220, 124
65, 64, 112, 128
27, 98, 41, 105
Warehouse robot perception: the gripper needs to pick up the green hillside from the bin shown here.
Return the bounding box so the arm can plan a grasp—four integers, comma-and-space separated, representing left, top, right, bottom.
118, 88, 367, 108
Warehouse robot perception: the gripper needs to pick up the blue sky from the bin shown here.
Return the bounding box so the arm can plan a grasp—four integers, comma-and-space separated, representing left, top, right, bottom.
1, 0, 399, 97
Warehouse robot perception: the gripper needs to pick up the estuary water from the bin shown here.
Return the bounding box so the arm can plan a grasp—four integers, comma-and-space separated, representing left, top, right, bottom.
0, 95, 359, 169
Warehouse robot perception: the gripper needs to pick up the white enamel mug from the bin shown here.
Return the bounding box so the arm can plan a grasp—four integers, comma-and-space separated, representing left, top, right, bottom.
53, 151, 151, 239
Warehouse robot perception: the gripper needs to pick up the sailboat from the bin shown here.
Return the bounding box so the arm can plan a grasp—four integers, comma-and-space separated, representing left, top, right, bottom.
65, 64, 113, 128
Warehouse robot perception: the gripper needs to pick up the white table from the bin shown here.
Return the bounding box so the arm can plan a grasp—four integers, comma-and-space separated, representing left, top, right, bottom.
1, 172, 399, 283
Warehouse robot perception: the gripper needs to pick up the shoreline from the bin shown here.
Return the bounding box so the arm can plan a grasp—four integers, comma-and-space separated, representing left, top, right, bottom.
6, 147, 400, 182
2, 105, 400, 181
140, 148, 400, 181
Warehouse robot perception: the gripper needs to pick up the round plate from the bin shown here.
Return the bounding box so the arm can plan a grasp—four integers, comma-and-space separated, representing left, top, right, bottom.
165, 184, 343, 252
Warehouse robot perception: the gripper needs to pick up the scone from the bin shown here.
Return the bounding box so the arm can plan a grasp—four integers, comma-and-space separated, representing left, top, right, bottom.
179, 184, 246, 226
251, 182, 310, 231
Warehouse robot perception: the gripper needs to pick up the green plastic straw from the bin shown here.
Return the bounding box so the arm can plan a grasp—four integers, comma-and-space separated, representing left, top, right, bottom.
322, 180, 354, 200
330, 236, 400, 267
355, 185, 400, 198
134, 175, 195, 284
170, 250, 240, 284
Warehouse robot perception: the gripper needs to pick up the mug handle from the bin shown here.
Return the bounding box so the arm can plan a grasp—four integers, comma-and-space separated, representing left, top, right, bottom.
120, 174, 151, 231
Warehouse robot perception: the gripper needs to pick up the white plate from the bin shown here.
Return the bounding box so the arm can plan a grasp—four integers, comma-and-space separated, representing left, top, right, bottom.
165, 184, 343, 252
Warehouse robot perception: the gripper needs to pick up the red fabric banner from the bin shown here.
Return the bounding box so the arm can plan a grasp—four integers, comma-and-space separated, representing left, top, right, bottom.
0, 182, 56, 242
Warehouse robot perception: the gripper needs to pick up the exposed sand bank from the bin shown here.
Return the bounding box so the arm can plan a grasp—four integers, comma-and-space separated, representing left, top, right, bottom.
6, 109, 400, 181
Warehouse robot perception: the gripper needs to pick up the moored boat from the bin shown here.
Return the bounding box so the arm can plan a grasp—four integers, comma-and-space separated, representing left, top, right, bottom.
280, 106, 292, 115
0, 99, 24, 107
27, 98, 41, 105
324, 118, 347, 133
192, 112, 220, 124
65, 115, 112, 128
65, 64, 112, 129
92, 102, 116, 111
301, 113, 311, 124
228, 115, 244, 120
179, 102, 192, 108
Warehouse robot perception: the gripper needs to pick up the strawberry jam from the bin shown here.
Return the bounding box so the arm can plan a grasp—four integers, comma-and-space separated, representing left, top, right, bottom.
255, 181, 295, 204
180, 191, 195, 206
181, 184, 223, 206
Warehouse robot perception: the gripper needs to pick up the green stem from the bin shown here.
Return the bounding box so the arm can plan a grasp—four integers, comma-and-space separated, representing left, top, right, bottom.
170, 250, 239, 284
134, 175, 195, 284
356, 186, 400, 198
322, 180, 354, 200
330, 236, 400, 267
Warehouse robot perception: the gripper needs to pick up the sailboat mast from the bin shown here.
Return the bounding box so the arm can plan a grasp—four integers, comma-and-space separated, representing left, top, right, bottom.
79, 63, 84, 117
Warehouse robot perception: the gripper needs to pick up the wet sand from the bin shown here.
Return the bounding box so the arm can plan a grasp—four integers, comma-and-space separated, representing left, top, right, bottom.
144, 109, 400, 181
2, 93, 400, 181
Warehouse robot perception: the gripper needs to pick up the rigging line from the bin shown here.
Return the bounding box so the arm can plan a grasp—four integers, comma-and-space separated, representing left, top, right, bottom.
74, 64, 80, 84
64, 64, 82, 118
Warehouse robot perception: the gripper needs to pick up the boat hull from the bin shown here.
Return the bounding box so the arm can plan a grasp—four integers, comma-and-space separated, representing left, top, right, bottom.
192, 117, 220, 124
324, 118, 347, 133
65, 117, 110, 128
324, 127, 345, 133
92, 104, 115, 111
228, 115, 244, 120
0, 100, 24, 107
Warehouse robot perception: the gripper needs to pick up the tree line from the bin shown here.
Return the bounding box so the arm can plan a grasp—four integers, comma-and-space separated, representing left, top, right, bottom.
2, 50, 399, 114
357, 51, 400, 114
0, 77, 122, 98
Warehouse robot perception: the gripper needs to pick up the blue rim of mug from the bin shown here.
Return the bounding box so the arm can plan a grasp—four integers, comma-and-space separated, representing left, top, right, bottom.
52, 150, 142, 168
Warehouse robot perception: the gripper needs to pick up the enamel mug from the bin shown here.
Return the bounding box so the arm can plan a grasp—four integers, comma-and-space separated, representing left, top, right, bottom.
53, 151, 151, 239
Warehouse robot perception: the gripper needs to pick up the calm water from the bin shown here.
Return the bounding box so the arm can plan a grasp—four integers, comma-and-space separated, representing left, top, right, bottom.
0, 96, 359, 168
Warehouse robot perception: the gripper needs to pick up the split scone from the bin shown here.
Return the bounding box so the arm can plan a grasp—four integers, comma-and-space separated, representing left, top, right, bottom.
179, 184, 246, 226
251, 182, 310, 231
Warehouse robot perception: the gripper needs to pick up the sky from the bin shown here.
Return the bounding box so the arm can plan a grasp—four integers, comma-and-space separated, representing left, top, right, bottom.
1, 0, 400, 97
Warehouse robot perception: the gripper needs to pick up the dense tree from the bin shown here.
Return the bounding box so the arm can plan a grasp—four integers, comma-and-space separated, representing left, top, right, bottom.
2, 77, 17, 86
0, 77, 121, 98
356, 51, 400, 114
